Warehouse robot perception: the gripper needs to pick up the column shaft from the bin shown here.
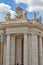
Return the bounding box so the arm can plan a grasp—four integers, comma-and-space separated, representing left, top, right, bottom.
3, 34, 6, 65
31, 35, 38, 65
39, 36, 43, 65
42, 38, 43, 64
28, 35, 32, 65
3, 43, 6, 65
10, 35, 15, 65
23, 34, 28, 65
6, 34, 10, 65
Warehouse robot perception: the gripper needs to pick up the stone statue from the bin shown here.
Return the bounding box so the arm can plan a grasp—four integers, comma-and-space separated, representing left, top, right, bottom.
16, 7, 27, 19
34, 12, 36, 20
5, 12, 10, 20
16, 7, 23, 18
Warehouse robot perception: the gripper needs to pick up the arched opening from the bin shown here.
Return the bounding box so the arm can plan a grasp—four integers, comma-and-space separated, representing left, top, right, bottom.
15, 35, 24, 65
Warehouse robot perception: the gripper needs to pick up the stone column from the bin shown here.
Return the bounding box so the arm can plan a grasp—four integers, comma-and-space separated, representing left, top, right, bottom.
3, 35, 6, 65
23, 34, 28, 65
10, 35, 15, 65
28, 34, 32, 65
42, 37, 43, 64
31, 34, 38, 65
1, 33, 4, 43
39, 36, 43, 65
3, 42, 6, 65
6, 34, 10, 65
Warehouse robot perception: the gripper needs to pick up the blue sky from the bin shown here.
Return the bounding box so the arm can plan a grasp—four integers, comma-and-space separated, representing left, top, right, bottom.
0, 0, 17, 11
0, 0, 43, 22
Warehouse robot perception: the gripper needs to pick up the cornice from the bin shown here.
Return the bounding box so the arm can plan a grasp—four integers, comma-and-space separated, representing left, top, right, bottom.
0, 21, 43, 30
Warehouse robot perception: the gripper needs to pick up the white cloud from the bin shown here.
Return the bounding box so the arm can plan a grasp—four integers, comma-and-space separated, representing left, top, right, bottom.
15, 0, 32, 5
27, 6, 43, 12
0, 3, 11, 13
41, 0, 43, 2
0, 3, 16, 22
9, 10, 16, 19
15, 0, 43, 17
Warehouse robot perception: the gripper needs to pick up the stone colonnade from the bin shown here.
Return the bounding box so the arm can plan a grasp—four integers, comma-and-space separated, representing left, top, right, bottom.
3, 33, 43, 65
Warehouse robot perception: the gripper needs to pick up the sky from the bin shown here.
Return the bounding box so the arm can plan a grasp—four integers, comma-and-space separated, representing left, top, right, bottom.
0, 0, 43, 22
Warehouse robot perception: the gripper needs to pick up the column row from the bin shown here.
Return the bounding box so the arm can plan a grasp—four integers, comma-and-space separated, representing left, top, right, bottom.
27, 34, 43, 65
24, 34, 38, 65
5, 34, 28, 65
3, 33, 43, 65
4, 34, 39, 65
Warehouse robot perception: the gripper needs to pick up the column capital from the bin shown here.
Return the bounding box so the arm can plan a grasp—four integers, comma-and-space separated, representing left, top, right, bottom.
39, 35, 43, 38
31, 32, 38, 36
30, 30, 38, 36
39, 35, 42, 38
24, 33, 28, 35
6, 33, 10, 35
